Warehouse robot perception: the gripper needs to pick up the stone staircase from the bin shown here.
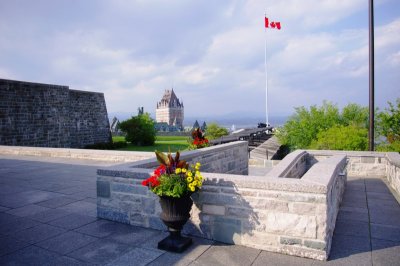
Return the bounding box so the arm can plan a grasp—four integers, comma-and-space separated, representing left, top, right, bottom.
250, 135, 281, 160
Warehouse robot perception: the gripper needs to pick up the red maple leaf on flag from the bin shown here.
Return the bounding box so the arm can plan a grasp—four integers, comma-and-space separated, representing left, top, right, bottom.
265, 17, 281, 30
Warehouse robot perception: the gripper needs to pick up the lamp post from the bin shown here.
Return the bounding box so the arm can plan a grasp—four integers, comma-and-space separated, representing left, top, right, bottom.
368, 0, 375, 151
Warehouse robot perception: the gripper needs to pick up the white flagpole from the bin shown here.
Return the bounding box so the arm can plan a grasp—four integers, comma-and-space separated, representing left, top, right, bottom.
264, 13, 269, 127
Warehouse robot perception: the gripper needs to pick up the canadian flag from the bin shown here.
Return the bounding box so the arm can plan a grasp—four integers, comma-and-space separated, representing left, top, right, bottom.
265, 17, 281, 30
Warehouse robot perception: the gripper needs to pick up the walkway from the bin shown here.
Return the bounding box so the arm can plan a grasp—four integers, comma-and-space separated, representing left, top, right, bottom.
0, 155, 399, 265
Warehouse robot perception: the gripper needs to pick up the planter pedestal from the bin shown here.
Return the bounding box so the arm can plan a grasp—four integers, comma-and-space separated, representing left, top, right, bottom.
158, 194, 193, 253
158, 228, 192, 253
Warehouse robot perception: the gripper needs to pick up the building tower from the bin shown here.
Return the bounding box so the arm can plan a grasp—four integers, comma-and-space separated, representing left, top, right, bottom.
156, 89, 184, 130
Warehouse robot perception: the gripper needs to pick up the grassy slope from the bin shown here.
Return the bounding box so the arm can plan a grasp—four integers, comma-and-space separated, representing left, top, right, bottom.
113, 135, 190, 152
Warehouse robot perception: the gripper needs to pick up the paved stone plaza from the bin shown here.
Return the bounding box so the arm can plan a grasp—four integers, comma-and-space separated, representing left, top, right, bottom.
0, 155, 399, 265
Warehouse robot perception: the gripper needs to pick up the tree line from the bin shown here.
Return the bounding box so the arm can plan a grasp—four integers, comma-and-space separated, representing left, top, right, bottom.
276, 99, 400, 152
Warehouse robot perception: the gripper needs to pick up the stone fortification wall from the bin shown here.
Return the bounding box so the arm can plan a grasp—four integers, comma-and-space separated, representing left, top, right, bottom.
0, 79, 111, 148
97, 146, 346, 260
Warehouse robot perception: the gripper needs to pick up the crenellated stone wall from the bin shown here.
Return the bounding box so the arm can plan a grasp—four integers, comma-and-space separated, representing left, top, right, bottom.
0, 79, 111, 148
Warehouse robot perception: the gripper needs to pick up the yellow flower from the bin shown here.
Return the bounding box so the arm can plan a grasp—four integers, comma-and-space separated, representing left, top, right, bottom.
181, 168, 187, 173
189, 185, 195, 192
186, 176, 193, 183
187, 171, 193, 177
198, 181, 202, 187
191, 180, 197, 187
175, 168, 181, 174
195, 171, 200, 176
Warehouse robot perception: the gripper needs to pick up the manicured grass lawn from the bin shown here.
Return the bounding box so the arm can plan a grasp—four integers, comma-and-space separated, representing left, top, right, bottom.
112, 135, 190, 152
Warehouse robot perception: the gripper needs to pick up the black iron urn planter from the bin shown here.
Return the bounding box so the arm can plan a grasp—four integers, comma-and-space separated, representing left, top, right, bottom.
157, 193, 193, 253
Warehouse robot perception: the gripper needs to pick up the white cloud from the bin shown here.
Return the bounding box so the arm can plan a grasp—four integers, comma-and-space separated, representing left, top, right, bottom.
0, 0, 399, 121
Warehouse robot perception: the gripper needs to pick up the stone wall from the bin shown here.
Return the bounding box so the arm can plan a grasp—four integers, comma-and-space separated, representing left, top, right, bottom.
68, 90, 111, 147
266, 150, 309, 178
386, 153, 400, 198
0, 79, 111, 148
125, 141, 249, 175
0, 145, 154, 163
97, 147, 346, 260
309, 150, 400, 200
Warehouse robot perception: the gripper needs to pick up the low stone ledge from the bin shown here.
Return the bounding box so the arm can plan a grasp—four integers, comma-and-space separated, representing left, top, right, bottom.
124, 141, 249, 175
266, 150, 307, 178
386, 152, 400, 200
97, 148, 346, 261
0, 145, 153, 162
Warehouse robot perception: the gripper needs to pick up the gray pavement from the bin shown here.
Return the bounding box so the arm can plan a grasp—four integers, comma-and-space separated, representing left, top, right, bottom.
0, 155, 399, 265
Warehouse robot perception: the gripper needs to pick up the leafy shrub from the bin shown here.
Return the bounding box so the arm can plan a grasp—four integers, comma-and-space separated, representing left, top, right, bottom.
205, 123, 229, 140
119, 113, 156, 146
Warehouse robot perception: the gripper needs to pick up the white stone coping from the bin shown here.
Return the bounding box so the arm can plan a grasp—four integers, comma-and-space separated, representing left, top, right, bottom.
98, 158, 346, 195
97, 146, 347, 195
386, 152, 400, 167
126, 141, 248, 168
265, 150, 306, 178
307, 149, 387, 158
301, 155, 347, 189
0, 145, 153, 162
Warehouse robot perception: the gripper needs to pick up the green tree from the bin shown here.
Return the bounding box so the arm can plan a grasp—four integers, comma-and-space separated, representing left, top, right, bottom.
276, 102, 370, 151
205, 123, 229, 140
341, 103, 369, 128
119, 113, 156, 146
276, 101, 340, 150
310, 125, 368, 151
376, 98, 400, 152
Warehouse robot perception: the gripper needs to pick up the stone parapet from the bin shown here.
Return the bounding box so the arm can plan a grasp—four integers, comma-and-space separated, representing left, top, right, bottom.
0, 145, 153, 162
386, 152, 400, 199
309, 150, 400, 201
125, 141, 249, 175
266, 150, 308, 178
97, 148, 346, 260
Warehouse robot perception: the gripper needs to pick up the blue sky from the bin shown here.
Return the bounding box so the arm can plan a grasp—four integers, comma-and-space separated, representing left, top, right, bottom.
0, 0, 399, 122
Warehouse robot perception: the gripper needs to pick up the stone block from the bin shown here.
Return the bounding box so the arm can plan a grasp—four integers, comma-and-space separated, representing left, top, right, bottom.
304, 240, 326, 251
265, 212, 317, 238
130, 213, 146, 226
96, 180, 110, 198
201, 186, 220, 193
203, 204, 225, 215
248, 198, 289, 212
211, 216, 242, 245
111, 183, 147, 195
198, 192, 242, 206
280, 237, 302, 245
226, 207, 256, 218
290, 202, 317, 215
241, 233, 279, 247
142, 197, 156, 214
361, 157, 376, 163
113, 193, 141, 203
